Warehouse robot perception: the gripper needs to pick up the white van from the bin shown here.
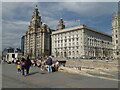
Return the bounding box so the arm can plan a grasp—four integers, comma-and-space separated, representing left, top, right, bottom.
6, 53, 22, 63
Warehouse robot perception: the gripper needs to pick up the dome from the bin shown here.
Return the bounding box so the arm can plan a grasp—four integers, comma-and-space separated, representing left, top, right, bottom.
42, 23, 47, 28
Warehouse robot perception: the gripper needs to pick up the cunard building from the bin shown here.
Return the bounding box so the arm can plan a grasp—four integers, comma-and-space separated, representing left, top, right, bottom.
51, 19, 113, 59
24, 6, 51, 58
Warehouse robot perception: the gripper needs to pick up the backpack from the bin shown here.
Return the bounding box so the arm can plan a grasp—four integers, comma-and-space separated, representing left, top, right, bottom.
21, 61, 26, 66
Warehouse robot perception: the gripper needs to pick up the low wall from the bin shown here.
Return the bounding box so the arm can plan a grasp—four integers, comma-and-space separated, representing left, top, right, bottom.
53, 57, 119, 71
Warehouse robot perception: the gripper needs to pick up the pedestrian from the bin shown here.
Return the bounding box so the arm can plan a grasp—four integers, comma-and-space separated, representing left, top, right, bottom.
44, 56, 48, 64
33, 59, 37, 66
14, 58, 17, 64
55, 60, 59, 71
16, 58, 20, 64
17, 60, 21, 73
25, 57, 32, 75
31, 59, 34, 66
12, 58, 14, 64
40, 60, 45, 71
46, 56, 53, 72
34, 59, 37, 66
21, 58, 26, 76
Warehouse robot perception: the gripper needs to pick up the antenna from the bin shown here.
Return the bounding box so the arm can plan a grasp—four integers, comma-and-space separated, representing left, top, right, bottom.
60, 11, 62, 19
35, 5, 38, 9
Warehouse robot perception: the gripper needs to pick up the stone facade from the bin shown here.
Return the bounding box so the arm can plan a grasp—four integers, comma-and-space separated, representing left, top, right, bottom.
51, 19, 112, 59
23, 5, 119, 59
112, 13, 120, 59
24, 6, 51, 58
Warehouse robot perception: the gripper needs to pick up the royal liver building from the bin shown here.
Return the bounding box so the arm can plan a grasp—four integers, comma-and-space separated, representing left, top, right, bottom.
24, 6, 51, 58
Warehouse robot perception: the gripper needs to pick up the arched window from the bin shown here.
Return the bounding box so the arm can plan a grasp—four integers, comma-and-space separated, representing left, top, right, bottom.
117, 52, 119, 55
69, 51, 71, 55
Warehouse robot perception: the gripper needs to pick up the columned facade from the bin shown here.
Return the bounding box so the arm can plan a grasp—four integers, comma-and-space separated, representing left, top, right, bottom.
51, 20, 112, 59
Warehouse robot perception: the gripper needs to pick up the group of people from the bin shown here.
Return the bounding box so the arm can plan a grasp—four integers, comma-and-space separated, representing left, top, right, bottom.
16, 57, 32, 76
14, 56, 59, 76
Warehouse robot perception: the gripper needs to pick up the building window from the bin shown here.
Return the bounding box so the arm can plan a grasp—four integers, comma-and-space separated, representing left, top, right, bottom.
69, 43, 71, 46
76, 46, 78, 49
65, 40, 67, 42
77, 51, 79, 54
76, 38, 78, 41
73, 38, 74, 41
73, 51, 74, 55
116, 40, 118, 44
77, 42, 79, 45
69, 39, 71, 42
76, 34, 78, 37
69, 51, 71, 55
117, 52, 119, 55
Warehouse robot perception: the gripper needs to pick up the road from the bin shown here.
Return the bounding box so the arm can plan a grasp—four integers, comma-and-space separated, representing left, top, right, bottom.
2, 63, 118, 88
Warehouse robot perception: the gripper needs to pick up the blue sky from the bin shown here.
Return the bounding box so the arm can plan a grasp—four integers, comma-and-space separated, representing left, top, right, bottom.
2, 2, 118, 50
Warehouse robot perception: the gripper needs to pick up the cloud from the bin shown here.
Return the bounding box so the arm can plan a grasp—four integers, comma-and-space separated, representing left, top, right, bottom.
58, 2, 117, 17
2, 20, 29, 49
2, 2, 117, 50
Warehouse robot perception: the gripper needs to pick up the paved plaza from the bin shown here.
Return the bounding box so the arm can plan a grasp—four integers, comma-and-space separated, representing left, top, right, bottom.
2, 63, 119, 88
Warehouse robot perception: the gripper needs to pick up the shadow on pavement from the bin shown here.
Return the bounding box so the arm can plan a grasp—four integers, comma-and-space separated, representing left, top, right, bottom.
40, 72, 47, 74
28, 72, 39, 76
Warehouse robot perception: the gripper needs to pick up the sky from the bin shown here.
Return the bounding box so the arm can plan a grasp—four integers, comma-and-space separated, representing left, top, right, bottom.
2, 2, 118, 50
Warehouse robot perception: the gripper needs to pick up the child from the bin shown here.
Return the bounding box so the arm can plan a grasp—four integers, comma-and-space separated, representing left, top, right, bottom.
17, 60, 21, 73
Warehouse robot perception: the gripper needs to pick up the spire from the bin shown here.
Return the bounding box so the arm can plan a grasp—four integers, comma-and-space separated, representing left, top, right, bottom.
118, 1, 120, 14
59, 18, 64, 24
35, 5, 38, 9
33, 5, 39, 15
31, 5, 42, 28
32, 5, 40, 20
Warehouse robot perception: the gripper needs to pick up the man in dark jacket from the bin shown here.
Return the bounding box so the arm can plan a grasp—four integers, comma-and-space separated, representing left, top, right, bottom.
25, 57, 32, 75
46, 56, 53, 72
21, 58, 26, 76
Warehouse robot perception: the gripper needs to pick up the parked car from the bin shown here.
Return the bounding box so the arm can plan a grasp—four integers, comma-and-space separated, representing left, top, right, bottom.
89, 57, 96, 59
79, 57, 88, 59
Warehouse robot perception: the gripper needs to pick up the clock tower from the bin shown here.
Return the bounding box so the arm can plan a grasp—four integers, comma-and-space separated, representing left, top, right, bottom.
112, 2, 120, 59
24, 5, 51, 58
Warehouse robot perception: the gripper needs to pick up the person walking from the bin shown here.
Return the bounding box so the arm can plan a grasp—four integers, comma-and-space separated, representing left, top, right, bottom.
21, 58, 26, 76
46, 56, 53, 72
25, 57, 32, 75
